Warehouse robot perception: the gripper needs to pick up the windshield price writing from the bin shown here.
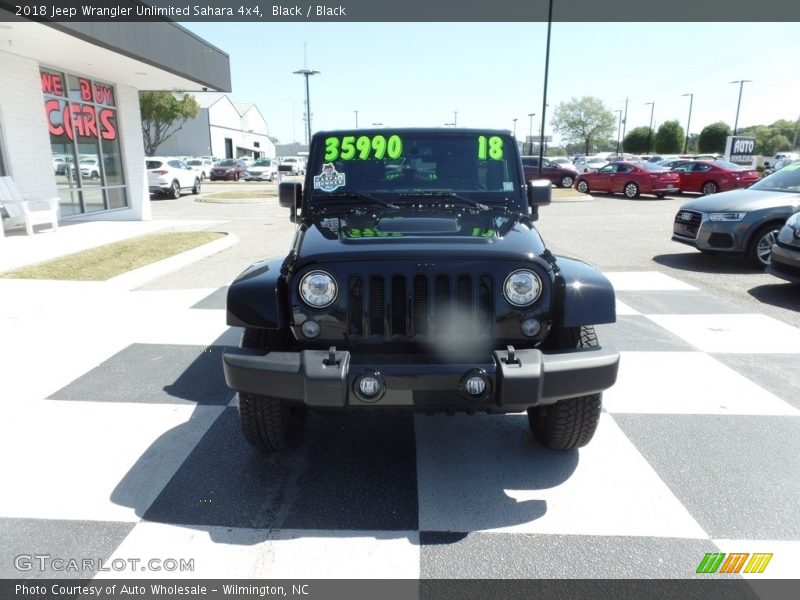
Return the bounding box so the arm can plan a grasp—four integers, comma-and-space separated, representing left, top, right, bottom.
325, 134, 403, 161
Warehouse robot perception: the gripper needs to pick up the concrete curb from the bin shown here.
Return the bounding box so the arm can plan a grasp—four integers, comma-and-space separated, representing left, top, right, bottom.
106, 232, 239, 290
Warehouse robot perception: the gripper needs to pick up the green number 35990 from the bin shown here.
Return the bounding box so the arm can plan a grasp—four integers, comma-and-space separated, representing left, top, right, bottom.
324, 135, 403, 161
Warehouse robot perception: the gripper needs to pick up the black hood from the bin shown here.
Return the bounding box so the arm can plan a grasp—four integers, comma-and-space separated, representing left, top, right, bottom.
293, 211, 547, 264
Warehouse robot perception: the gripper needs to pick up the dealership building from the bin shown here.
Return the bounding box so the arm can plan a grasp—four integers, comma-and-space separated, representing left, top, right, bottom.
0, 13, 230, 236
155, 92, 275, 160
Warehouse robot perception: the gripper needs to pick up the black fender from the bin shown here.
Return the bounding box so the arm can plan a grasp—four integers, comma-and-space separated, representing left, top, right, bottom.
553, 256, 616, 327
226, 257, 290, 329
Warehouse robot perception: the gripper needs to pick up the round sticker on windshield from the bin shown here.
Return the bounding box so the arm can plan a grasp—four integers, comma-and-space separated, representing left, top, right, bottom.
313, 163, 346, 192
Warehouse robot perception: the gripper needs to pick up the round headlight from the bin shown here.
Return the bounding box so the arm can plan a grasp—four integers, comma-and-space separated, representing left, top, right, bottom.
503, 269, 542, 307
299, 270, 338, 308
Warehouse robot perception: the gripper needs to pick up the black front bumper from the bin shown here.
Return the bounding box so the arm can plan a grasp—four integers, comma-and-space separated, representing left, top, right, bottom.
222, 346, 620, 411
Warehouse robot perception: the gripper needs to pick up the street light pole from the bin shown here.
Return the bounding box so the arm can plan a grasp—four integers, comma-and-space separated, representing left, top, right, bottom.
621, 97, 629, 152
645, 102, 655, 154
512, 118, 518, 137
293, 68, 320, 146
730, 79, 751, 135
682, 93, 693, 154
454, 111, 458, 127
354, 110, 359, 128
538, 0, 554, 178
614, 109, 622, 155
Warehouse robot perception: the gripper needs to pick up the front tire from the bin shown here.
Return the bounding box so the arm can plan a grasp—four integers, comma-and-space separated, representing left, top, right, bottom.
528, 325, 603, 450
747, 222, 782, 269
238, 328, 307, 452
576, 180, 590, 194
559, 174, 575, 188
169, 180, 181, 199
192, 178, 201, 195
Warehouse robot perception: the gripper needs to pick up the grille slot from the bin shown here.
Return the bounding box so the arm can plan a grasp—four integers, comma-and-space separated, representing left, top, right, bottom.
369, 276, 385, 336
413, 275, 429, 336
391, 275, 407, 336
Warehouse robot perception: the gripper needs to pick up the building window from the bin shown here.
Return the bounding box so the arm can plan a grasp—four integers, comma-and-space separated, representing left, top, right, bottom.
41, 68, 127, 215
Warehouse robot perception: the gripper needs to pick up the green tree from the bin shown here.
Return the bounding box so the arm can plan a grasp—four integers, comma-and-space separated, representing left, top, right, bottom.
764, 134, 792, 155
698, 121, 731, 154
139, 91, 200, 156
551, 96, 616, 155
622, 127, 651, 154
654, 120, 685, 154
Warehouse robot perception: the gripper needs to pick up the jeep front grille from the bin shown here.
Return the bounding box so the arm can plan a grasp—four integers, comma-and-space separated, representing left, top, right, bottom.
347, 273, 493, 340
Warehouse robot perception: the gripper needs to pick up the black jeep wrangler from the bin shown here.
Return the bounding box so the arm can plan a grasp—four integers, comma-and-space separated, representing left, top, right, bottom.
223, 128, 619, 452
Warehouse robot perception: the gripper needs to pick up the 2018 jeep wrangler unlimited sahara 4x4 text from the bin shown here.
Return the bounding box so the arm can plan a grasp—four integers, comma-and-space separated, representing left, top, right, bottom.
222, 128, 620, 452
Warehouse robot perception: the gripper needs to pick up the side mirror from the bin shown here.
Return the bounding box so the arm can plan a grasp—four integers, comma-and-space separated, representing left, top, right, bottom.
279, 182, 302, 222
527, 179, 552, 207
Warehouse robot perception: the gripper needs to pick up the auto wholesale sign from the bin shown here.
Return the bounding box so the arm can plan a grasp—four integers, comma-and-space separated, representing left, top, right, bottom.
725, 136, 756, 166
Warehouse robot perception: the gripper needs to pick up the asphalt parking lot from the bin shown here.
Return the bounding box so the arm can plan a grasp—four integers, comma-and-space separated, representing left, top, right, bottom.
1, 180, 798, 581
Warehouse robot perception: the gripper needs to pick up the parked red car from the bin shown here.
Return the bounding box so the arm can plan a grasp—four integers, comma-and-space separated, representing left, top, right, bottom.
671, 160, 760, 195
521, 156, 579, 188
209, 158, 248, 181
574, 161, 680, 199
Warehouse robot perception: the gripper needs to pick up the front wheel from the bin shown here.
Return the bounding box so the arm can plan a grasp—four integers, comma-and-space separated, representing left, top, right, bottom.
528, 325, 603, 450
238, 328, 307, 452
576, 180, 590, 194
169, 180, 181, 199
192, 178, 201, 195
559, 174, 574, 188
747, 223, 781, 269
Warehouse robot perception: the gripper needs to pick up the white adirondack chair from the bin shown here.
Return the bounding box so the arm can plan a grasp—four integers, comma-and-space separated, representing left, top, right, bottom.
0, 176, 60, 236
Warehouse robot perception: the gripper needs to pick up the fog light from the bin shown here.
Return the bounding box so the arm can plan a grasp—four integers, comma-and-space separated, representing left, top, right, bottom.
464, 377, 486, 396
301, 319, 320, 339
521, 318, 541, 337
460, 369, 490, 401
354, 371, 385, 402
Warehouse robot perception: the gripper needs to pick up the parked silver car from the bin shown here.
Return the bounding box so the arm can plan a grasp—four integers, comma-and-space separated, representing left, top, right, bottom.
672, 163, 800, 268
767, 212, 800, 283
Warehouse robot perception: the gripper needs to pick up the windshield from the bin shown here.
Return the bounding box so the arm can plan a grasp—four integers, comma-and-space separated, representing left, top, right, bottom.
217, 160, 236, 166
253, 159, 272, 166
306, 131, 521, 204
749, 163, 800, 192
187, 160, 201, 166
587, 157, 606, 165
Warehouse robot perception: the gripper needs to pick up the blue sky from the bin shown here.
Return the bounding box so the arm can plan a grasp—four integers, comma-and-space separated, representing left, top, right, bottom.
183, 22, 800, 145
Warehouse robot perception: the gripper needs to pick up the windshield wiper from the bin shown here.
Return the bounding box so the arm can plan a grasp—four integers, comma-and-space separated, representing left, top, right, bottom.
318, 192, 399, 210
397, 192, 489, 211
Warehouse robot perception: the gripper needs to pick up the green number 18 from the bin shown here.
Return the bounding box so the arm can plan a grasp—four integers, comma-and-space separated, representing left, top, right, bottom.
478, 135, 504, 160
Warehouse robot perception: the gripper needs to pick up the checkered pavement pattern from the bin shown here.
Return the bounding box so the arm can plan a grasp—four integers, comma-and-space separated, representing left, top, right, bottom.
1, 271, 798, 580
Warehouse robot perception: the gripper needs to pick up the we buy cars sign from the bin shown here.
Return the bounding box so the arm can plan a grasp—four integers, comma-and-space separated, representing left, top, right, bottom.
725, 136, 756, 166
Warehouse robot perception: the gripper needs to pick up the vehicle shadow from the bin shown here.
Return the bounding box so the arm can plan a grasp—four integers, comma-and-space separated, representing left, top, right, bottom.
585, 192, 679, 202
652, 252, 759, 275
110, 329, 580, 546
748, 283, 800, 311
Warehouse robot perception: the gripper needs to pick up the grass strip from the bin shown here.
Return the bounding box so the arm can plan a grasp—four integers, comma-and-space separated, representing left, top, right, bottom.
1, 231, 225, 281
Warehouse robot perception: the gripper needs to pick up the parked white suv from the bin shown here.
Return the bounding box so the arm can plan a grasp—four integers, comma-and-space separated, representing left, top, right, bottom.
278, 156, 305, 175
574, 155, 609, 173
146, 157, 202, 199
186, 158, 213, 180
